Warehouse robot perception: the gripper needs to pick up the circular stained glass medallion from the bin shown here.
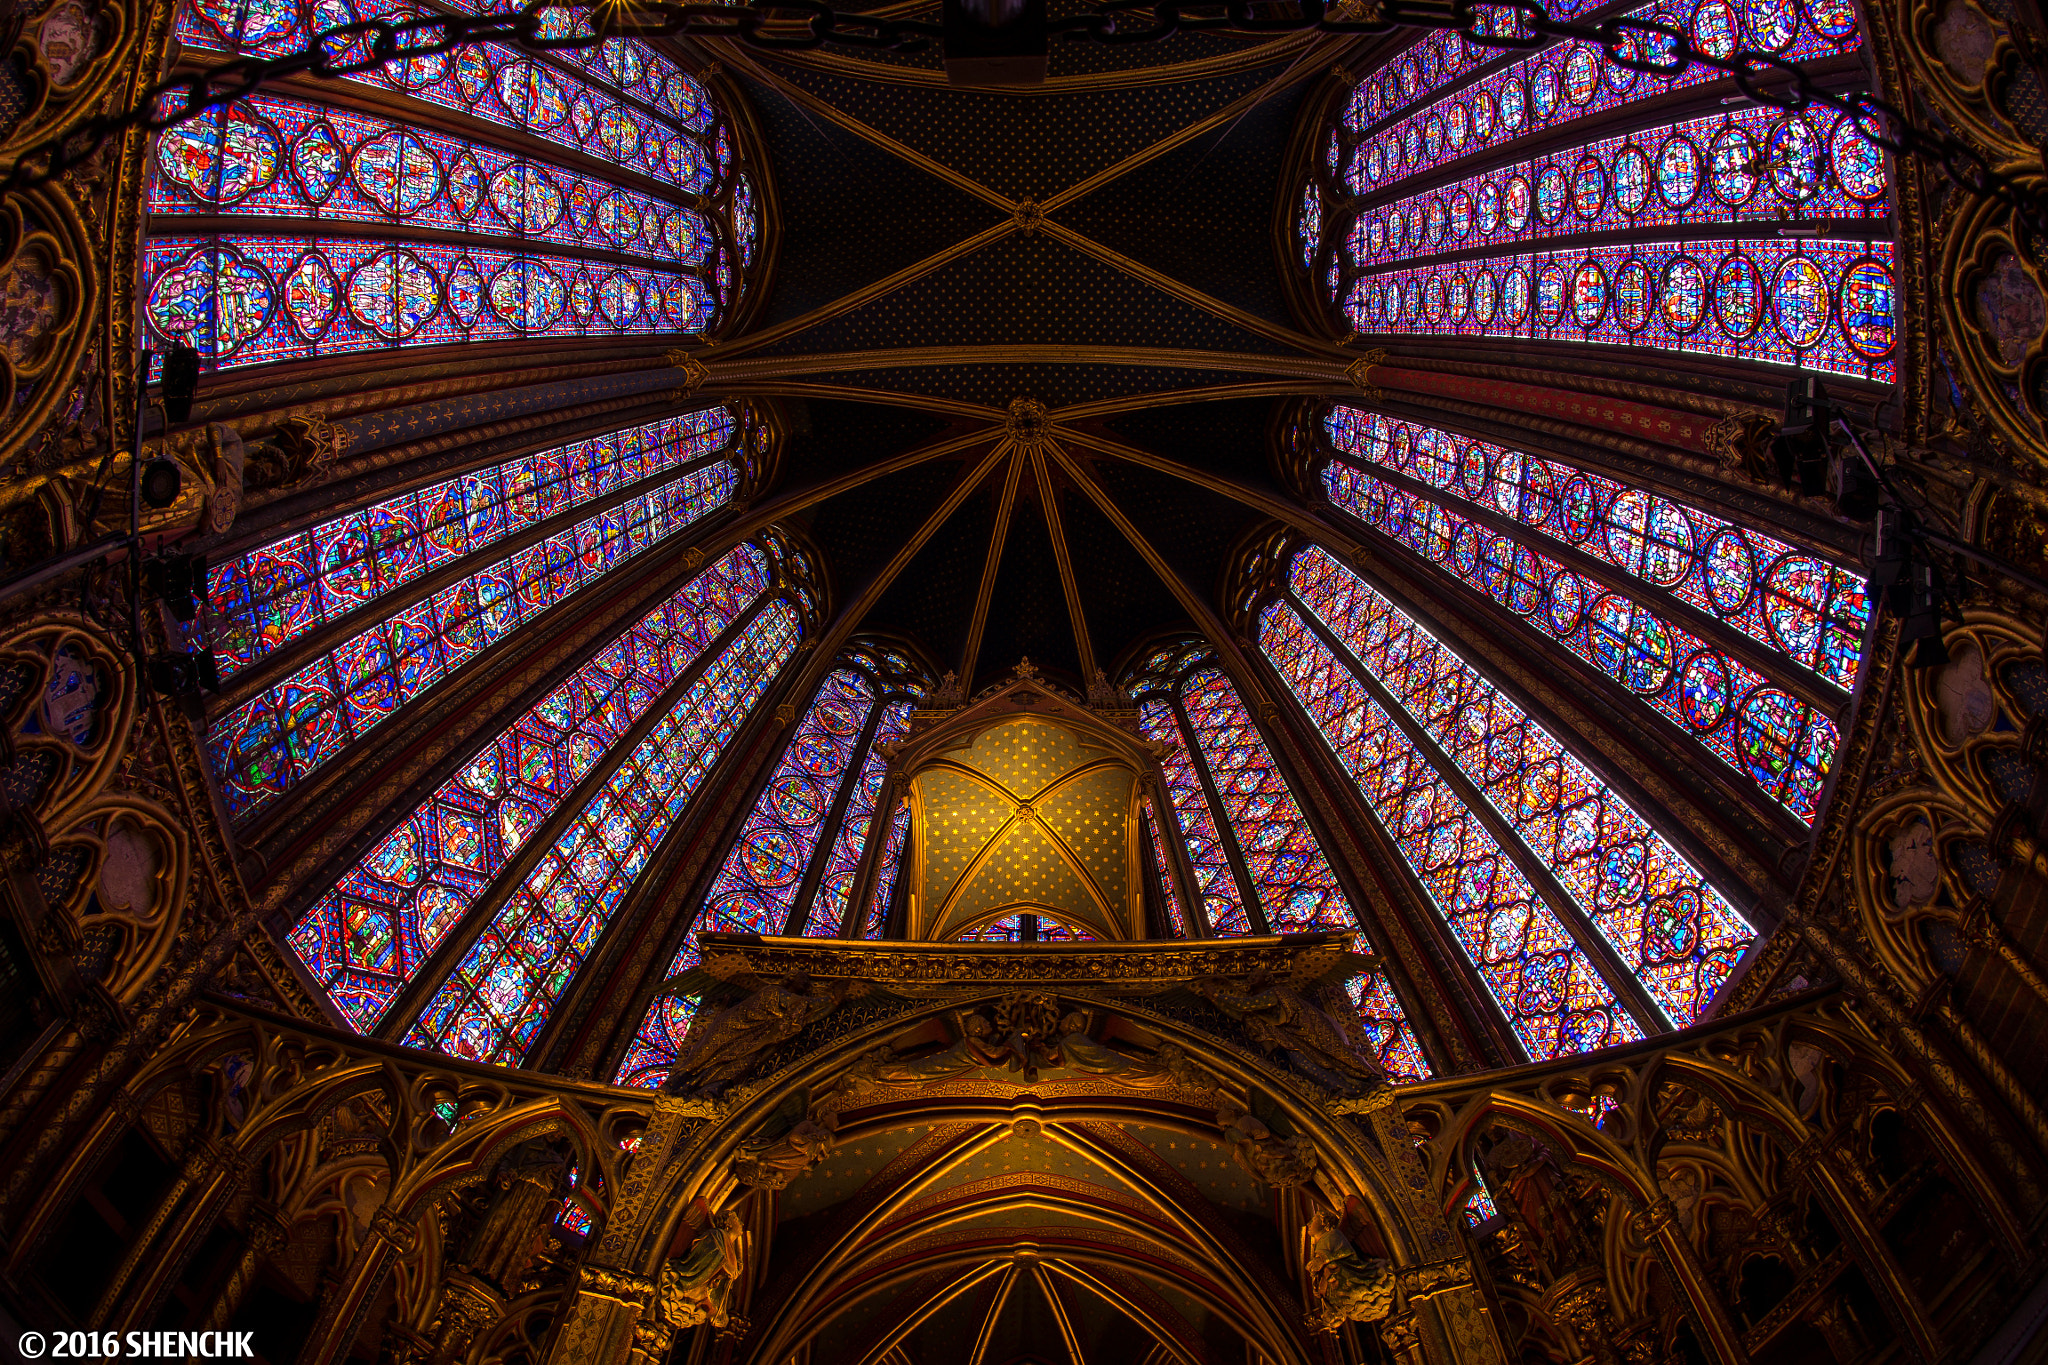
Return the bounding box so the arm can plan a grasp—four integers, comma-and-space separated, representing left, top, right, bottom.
1713, 253, 1764, 337
1614, 145, 1651, 213
1771, 255, 1830, 349
1451, 189, 1474, 239
1505, 174, 1533, 230
1691, 0, 1740, 56
1564, 45, 1600, 103
284, 250, 339, 339
1662, 255, 1709, 331
1531, 64, 1561, 120
1571, 155, 1607, 218
1614, 258, 1652, 332
1474, 269, 1500, 323
1658, 135, 1703, 208
489, 165, 564, 233
1709, 124, 1759, 204
1478, 180, 1501, 232
1536, 164, 1568, 223
1473, 90, 1498, 140
1767, 115, 1823, 201
1830, 114, 1887, 200
496, 61, 569, 130
1537, 262, 1568, 326
1503, 266, 1531, 322
1802, 0, 1858, 37
1572, 261, 1608, 327
1500, 77, 1527, 131
1839, 257, 1897, 358
1678, 650, 1732, 731
1702, 531, 1756, 612
1743, 0, 1798, 49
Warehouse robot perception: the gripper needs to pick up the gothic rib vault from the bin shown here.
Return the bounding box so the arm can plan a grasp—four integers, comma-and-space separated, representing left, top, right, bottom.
0, 0, 2043, 1360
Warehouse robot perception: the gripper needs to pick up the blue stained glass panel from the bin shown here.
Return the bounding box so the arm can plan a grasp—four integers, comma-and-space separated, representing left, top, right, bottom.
806, 699, 916, 936
1138, 697, 1255, 936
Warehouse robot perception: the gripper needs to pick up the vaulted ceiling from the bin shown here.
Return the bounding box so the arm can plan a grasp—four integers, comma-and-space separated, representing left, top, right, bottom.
687, 17, 1382, 690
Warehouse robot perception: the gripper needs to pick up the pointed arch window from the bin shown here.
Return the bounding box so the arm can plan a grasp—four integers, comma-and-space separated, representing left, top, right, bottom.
149, 0, 756, 369
855, 798, 912, 939
612, 647, 927, 1088
1124, 643, 1431, 1081
286, 536, 807, 1044
1299, 2, 1896, 381
1316, 407, 1866, 823
205, 406, 751, 821
1257, 542, 1755, 1059
954, 913, 1097, 943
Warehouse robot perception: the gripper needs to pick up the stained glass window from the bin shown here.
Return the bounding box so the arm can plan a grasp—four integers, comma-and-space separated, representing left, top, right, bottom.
952, 913, 1097, 942
285, 542, 771, 1031
611, 648, 927, 1088
1304, 0, 1893, 382
858, 799, 912, 939
207, 417, 739, 822
1142, 800, 1190, 936
408, 597, 803, 1063
1322, 461, 1839, 826
1285, 545, 1754, 1028
1125, 645, 1431, 1080
1260, 596, 1639, 1060
150, 0, 750, 368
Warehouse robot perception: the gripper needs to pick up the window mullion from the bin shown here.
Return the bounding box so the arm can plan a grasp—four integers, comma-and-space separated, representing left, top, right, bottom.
782, 698, 885, 937
1170, 688, 1270, 936
1288, 588, 1669, 1035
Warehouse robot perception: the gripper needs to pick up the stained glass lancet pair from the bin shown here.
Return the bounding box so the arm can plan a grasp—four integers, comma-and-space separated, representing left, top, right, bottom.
207, 407, 743, 822
1299, 0, 1897, 381
1257, 543, 1756, 1059
1123, 644, 1431, 1081
147, 0, 753, 368
285, 537, 810, 1064
1319, 407, 1867, 824
613, 648, 929, 1089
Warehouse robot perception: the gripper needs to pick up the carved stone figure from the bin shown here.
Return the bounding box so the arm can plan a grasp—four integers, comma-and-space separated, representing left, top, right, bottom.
1217, 1104, 1318, 1188
666, 972, 860, 1094
732, 1115, 837, 1190
1303, 1208, 1396, 1331
646, 1210, 748, 1338
1191, 972, 1386, 1091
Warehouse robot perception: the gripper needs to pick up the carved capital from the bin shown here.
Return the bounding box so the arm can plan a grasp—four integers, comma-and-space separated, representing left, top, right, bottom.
370, 1206, 420, 1256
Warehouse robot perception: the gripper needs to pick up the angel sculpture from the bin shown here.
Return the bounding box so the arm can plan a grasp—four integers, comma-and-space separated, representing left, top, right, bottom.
1190, 971, 1387, 1093
665, 972, 863, 1095
1303, 1207, 1396, 1331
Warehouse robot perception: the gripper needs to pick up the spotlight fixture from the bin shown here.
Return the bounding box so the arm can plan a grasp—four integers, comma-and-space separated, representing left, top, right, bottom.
160, 344, 201, 425
1895, 560, 1951, 670
1772, 375, 1832, 496
139, 457, 182, 509
145, 649, 219, 698
145, 553, 207, 622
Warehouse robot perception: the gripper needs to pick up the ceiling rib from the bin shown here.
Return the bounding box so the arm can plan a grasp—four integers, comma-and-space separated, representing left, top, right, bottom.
1029, 444, 1099, 683
723, 50, 1020, 214
852, 1260, 1012, 1365
1033, 1263, 1088, 1365
962, 443, 1026, 686
1038, 221, 1342, 357
707, 345, 1348, 381
968, 1264, 1022, 1365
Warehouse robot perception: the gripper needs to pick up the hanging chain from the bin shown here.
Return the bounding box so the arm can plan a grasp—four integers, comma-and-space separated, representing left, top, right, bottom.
0, 0, 2042, 230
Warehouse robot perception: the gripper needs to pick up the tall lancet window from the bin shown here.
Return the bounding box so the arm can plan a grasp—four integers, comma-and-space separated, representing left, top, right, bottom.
614, 646, 929, 1089
1123, 643, 1431, 1081
1255, 540, 1756, 1062
147, 0, 758, 370
205, 404, 758, 822
286, 533, 815, 1060
1297, 2, 1896, 382
1316, 407, 1869, 824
